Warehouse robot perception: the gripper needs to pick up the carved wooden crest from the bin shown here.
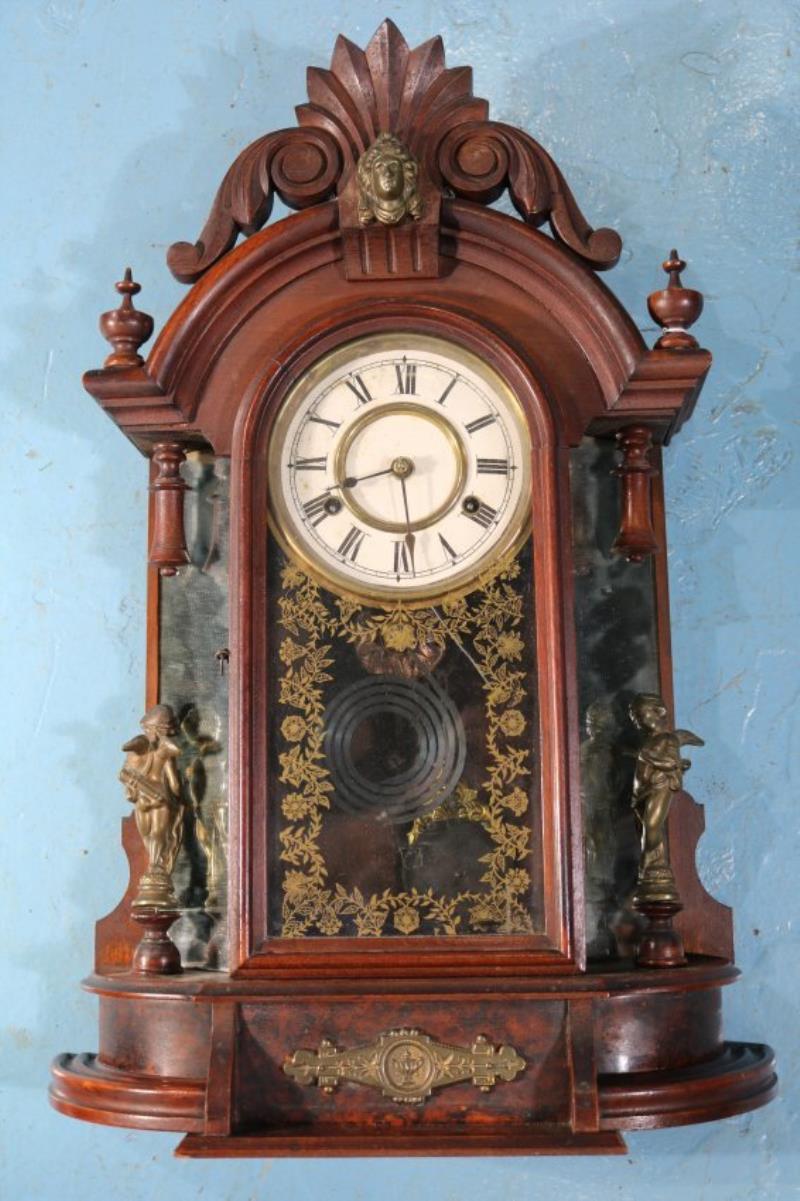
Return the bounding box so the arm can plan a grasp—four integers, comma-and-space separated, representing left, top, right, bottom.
167, 19, 621, 283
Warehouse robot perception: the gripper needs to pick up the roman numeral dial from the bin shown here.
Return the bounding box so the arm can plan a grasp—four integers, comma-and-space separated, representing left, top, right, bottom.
269, 333, 532, 604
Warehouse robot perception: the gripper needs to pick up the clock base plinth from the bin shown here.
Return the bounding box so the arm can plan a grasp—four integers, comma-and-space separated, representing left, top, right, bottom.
175, 1127, 628, 1158
49, 962, 776, 1156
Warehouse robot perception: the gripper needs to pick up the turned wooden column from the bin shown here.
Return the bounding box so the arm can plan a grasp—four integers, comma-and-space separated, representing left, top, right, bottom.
148, 443, 190, 576
611, 425, 658, 563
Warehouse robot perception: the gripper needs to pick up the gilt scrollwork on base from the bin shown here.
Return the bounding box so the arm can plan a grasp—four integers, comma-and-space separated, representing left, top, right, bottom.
284, 1029, 526, 1105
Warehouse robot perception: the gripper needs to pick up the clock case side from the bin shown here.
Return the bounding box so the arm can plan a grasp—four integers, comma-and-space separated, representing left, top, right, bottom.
83, 196, 727, 976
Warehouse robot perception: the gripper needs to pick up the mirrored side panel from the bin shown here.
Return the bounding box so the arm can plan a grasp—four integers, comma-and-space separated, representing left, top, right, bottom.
570, 438, 662, 961
160, 455, 230, 969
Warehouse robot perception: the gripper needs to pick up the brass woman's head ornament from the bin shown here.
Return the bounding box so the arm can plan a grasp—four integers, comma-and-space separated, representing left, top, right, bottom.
357, 133, 423, 226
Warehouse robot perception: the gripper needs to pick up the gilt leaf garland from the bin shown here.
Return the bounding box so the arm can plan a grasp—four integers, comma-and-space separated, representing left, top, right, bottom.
275, 555, 536, 937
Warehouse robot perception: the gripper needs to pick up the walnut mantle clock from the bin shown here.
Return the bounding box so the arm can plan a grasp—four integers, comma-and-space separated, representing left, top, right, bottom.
50, 22, 776, 1156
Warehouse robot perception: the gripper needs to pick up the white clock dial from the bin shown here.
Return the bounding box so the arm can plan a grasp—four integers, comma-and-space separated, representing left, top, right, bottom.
268, 333, 532, 604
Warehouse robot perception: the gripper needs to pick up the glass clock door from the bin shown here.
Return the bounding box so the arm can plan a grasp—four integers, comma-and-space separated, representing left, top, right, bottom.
264, 334, 544, 939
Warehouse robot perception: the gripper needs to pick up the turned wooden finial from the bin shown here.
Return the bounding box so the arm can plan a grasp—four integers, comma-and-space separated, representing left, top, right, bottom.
99, 268, 154, 368
647, 249, 703, 350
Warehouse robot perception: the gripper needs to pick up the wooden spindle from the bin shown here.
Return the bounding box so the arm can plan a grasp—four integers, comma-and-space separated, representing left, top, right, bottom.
611, 425, 659, 563
148, 443, 190, 576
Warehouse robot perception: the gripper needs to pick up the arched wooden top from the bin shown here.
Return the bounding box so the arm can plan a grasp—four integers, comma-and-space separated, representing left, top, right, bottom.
84, 200, 709, 454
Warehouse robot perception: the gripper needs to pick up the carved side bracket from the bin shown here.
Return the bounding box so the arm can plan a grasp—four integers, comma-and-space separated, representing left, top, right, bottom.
167, 20, 621, 284
167, 128, 342, 284
284, 1029, 525, 1104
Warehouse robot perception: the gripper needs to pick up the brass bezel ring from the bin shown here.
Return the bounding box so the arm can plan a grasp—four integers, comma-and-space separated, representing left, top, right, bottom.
266, 331, 533, 608
333, 401, 468, 534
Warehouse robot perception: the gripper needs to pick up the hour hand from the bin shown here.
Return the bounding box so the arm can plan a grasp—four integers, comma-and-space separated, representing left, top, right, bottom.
338, 466, 394, 489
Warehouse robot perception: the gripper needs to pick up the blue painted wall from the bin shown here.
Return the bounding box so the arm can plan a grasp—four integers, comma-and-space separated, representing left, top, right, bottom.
2, 1, 797, 1197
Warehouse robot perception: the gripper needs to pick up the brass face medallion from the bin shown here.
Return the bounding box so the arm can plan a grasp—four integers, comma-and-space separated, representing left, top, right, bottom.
268, 332, 532, 607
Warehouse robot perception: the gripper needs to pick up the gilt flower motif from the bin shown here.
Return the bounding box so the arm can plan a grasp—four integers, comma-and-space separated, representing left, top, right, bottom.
281, 563, 307, 589
318, 910, 343, 936
282, 792, 309, 821
393, 905, 421, 935
499, 708, 525, 737
382, 618, 416, 653
503, 787, 529, 816
284, 870, 309, 899
281, 715, 308, 742
279, 638, 306, 666
487, 680, 513, 706
503, 868, 531, 895
497, 632, 525, 660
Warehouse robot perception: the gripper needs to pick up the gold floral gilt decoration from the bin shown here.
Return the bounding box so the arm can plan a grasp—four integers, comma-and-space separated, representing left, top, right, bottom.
275, 554, 535, 937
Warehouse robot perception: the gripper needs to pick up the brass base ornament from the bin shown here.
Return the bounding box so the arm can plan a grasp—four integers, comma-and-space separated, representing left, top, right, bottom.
628, 693, 704, 968
119, 704, 187, 973
129, 908, 182, 975
284, 1028, 525, 1104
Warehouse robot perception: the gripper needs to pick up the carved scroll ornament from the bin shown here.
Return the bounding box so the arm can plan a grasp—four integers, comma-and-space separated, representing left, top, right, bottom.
167, 20, 621, 283
284, 1029, 526, 1104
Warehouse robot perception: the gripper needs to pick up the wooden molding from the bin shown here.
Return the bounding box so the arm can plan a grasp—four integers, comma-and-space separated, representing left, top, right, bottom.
84, 202, 710, 456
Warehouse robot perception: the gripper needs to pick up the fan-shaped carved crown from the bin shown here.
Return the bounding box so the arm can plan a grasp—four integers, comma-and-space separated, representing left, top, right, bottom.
167, 20, 622, 283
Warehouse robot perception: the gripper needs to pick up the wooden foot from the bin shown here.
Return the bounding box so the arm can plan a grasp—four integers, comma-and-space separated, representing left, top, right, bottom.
633, 898, 686, 968
131, 908, 182, 975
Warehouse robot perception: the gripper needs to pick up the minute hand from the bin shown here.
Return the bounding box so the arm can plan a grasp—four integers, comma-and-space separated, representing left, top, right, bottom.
400, 476, 416, 576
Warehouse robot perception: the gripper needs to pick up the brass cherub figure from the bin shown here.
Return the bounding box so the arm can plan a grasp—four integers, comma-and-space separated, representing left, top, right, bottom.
629, 692, 704, 901
357, 133, 423, 226
120, 704, 185, 910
